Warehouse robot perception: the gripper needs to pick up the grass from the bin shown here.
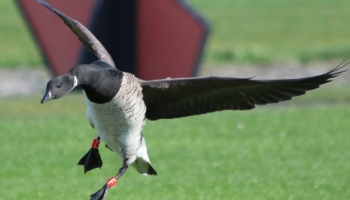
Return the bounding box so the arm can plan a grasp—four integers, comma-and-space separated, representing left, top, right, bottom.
1, 87, 350, 199
1, 0, 350, 68
187, 0, 350, 65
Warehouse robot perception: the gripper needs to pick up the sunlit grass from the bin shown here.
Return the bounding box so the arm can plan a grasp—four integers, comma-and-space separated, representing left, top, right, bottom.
1, 90, 350, 199
187, 0, 350, 65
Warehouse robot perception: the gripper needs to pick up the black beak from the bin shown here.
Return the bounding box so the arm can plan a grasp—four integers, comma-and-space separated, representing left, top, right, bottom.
41, 91, 53, 104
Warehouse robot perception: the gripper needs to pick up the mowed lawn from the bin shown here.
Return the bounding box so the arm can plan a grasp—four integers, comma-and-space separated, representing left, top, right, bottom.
187, 0, 350, 64
1, 90, 350, 200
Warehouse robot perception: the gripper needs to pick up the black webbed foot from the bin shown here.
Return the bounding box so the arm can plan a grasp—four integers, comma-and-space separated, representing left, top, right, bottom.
78, 138, 102, 173
89, 162, 128, 200
90, 177, 117, 200
90, 184, 109, 200
78, 148, 102, 173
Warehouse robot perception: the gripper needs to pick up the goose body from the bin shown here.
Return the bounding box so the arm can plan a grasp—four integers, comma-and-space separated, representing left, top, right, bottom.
83, 69, 153, 174
37, 0, 347, 199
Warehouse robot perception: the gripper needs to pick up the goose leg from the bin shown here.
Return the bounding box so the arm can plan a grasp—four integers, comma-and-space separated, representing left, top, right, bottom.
90, 160, 129, 200
78, 137, 103, 173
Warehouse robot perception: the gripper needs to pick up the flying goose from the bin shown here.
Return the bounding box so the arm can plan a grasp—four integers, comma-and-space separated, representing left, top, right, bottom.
38, 0, 346, 199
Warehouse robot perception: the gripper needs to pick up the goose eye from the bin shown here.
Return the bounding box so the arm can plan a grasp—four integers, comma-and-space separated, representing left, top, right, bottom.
57, 84, 62, 88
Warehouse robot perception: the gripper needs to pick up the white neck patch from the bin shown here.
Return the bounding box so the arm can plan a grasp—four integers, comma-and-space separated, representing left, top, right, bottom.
69, 76, 78, 92
73, 76, 78, 88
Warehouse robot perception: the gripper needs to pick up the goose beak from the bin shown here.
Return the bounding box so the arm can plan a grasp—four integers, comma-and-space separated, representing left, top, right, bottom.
41, 91, 53, 104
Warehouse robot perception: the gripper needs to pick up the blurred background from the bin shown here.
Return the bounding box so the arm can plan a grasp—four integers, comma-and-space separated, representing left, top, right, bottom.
1, 0, 350, 199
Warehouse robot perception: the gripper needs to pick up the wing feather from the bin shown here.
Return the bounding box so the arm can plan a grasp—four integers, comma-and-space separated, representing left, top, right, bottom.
141, 63, 347, 120
37, 0, 116, 68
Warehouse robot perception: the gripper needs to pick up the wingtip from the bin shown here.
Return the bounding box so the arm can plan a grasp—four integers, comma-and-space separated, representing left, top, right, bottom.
36, 0, 116, 69
36, 0, 47, 6
327, 60, 349, 77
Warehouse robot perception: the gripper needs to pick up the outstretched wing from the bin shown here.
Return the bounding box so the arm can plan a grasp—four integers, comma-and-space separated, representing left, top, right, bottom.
37, 0, 116, 68
141, 63, 347, 120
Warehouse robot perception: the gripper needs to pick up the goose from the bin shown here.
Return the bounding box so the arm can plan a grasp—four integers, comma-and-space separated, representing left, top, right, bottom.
38, 0, 347, 199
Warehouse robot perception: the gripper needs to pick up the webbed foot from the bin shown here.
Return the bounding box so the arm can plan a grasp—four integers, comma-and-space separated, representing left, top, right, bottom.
78, 138, 102, 173
90, 161, 128, 200
90, 184, 109, 200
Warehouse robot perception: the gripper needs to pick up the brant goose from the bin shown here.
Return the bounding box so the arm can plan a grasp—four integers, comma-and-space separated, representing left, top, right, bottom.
38, 0, 347, 199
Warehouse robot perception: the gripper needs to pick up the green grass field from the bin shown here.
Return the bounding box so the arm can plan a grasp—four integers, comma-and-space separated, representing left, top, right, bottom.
1, 87, 350, 199
1, 0, 350, 68
187, 0, 350, 65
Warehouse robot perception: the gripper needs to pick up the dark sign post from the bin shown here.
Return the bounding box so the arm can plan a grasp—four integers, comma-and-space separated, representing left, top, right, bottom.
17, 0, 209, 79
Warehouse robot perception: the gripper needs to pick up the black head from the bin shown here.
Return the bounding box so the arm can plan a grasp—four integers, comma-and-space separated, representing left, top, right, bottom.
41, 74, 77, 104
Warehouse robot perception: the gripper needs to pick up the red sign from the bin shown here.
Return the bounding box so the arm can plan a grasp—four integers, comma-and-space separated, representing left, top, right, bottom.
17, 0, 209, 79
